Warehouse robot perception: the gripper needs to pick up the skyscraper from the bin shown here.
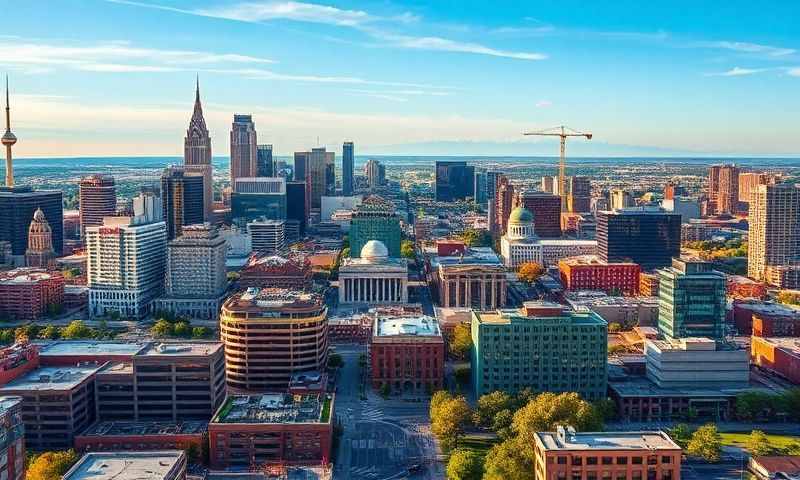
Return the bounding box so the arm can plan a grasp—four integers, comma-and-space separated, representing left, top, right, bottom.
748, 183, 800, 288
286, 181, 307, 236
473, 168, 488, 205
708, 164, 740, 215
161, 166, 205, 240
25, 208, 56, 268
597, 207, 681, 270
256, 144, 274, 177
293, 151, 308, 184
738, 172, 778, 211
516, 190, 561, 238
657, 258, 726, 341
299, 147, 334, 212
364, 159, 384, 190
79, 174, 116, 239
567, 176, 591, 213
231, 177, 286, 227
184, 80, 213, 220
492, 175, 514, 235
609, 188, 633, 210
230, 114, 257, 188
435, 161, 474, 201
342, 141, 354, 196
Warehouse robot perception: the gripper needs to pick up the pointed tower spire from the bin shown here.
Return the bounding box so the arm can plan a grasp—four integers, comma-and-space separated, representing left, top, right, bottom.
195, 74, 200, 104
2, 75, 17, 188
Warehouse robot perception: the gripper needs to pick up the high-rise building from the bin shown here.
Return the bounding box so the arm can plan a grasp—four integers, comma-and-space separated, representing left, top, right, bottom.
473, 168, 488, 205
154, 223, 227, 320
302, 147, 334, 211
161, 166, 205, 240
256, 144, 273, 177
230, 114, 257, 187
132, 189, 162, 223
25, 208, 56, 268
247, 219, 285, 254
485, 170, 502, 201
220, 288, 328, 392
79, 175, 116, 239
435, 161, 474, 201
516, 190, 561, 238
609, 188, 634, 210
597, 207, 681, 270
708, 164, 740, 215
286, 181, 307, 236
492, 175, 514, 235
184, 81, 213, 220
739, 171, 779, 212
349, 196, 401, 258
541, 175, 555, 194
364, 159, 384, 190
471, 302, 607, 399
293, 151, 308, 183
0, 187, 63, 263
748, 183, 800, 288
567, 176, 591, 213
230, 177, 286, 227
342, 141, 354, 195
657, 258, 726, 340
86, 216, 167, 319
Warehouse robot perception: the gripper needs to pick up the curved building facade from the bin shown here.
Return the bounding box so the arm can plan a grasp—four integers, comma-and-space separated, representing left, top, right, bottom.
220, 288, 328, 392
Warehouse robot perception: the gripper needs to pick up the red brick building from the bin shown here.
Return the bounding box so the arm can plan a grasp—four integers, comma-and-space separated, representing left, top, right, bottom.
0, 343, 39, 386
370, 314, 444, 394
74, 421, 207, 457
733, 301, 800, 336
208, 393, 333, 469
0, 269, 64, 321
727, 275, 767, 300
239, 253, 313, 290
751, 336, 800, 385
559, 255, 641, 296
0, 397, 25, 480
435, 239, 466, 257
516, 191, 561, 238
492, 175, 514, 236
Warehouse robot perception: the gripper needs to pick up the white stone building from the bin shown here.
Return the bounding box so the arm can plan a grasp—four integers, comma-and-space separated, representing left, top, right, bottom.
339, 240, 408, 305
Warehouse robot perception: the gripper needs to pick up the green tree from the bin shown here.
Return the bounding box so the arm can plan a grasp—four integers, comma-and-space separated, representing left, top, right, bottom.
61, 320, 93, 339
401, 240, 415, 259
151, 319, 174, 338
687, 423, 721, 463
736, 391, 774, 421
449, 323, 473, 360
446, 448, 484, 480
26, 450, 80, 480
328, 353, 344, 368
226, 271, 240, 282
668, 423, 694, 449
173, 321, 191, 337
511, 392, 603, 449
593, 398, 617, 422
517, 262, 545, 283
191, 326, 208, 339
747, 430, 774, 457
39, 325, 61, 340
459, 229, 492, 248
482, 438, 534, 480
474, 391, 515, 429
431, 394, 472, 452
607, 322, 622, 333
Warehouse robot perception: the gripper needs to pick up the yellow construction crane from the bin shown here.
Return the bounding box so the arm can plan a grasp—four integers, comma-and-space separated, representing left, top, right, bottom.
524, 125, 592, 210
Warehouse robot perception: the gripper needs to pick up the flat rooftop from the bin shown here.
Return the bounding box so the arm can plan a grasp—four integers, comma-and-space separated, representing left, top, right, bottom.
0, 364, 102, 392
609, 376, 777, 398
560, 255, 637, 266
138, 342, 222, 357
539, 239, 597, 246
63, 451, 185, 480
80, 420, 207, 437
429, 247, 503, 267
537, 430, 679, 451
0, 396, 21, 413
474, 308, 606, 326
756, 337, 800, 353
375, 315, 441, 337
39, 341, 148, 357
213, 394, 329, 425
225, 288, 322, 311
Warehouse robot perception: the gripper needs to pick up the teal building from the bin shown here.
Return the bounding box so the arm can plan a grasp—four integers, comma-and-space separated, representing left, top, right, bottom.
470, 302, 608, 400
657, 258, 727, 340
349, 196, 401, 258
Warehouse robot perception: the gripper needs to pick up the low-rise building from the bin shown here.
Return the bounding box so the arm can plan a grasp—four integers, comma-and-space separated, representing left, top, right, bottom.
639, 272, 660, 297
532, 427, 682, 480
63, 451, 187, 480
370, 314, 444, 394
208, 393, 334, 469
645, 337, 749, 389
74, 421, 207, 456
0, 343, 39, 385
733, 300, 800, 336
0, 397, 24, 480
239, 253, 313, 290
559, 255, 640, 296
564, 291, 659, 328
339, 240, 408, 305
428, 246, 507, 311
38, 340, 147, 366
749, 456, 800, 480
0, 269, 64, 321
751, 336, 800, 385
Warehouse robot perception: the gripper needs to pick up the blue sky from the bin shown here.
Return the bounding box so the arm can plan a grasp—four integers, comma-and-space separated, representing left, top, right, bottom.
3, 0, 800, 157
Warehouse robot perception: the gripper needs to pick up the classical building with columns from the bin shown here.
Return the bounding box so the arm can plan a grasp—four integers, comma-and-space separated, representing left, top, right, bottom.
428, 246, 507, 311
339, 240, 408, 305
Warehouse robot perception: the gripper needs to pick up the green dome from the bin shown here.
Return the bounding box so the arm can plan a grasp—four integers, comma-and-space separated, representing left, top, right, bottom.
508, 206, 534, 223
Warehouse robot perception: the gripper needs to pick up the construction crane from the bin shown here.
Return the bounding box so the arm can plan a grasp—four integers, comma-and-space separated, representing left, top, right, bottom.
524, 125, 592, 211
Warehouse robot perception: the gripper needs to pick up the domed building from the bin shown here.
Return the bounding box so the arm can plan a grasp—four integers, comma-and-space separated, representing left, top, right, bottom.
339, 240, 408, 305
25, 208, 55, 268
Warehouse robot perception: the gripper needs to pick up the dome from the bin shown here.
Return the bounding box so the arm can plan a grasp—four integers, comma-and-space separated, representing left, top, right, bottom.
508, 207, 533, 224
361, 240, 389, 263
32, 208, 46, 222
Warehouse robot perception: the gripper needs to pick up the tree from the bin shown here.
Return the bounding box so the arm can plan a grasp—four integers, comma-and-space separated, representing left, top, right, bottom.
401, 240, 415, 259
191, 327, 208, 339
446, 448, 484, 480
736, 391, 774, 421
27, 450, 80, 480
517, 262, 545, 284
449, 323, 473, 360
747, 430, 774, 457
482, 438, 534, 480
61, 320, 93, 340
593, 398, 617, 422
39, 325, 61, 340
474, 391, 515, 429
459, 229, 492, 248
511, 392, 603, 449
668, 423, 693, 449
226, 271, 240, 282
328, 353, 344, 368
431, 394, 472, 452
173, 321, 191, 337
687, 423, 721, 463
607, 322, 622, 333
151, 319, 173, 338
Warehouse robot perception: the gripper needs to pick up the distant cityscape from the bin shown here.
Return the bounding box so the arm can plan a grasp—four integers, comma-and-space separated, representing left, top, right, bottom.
0, 75, 799, 480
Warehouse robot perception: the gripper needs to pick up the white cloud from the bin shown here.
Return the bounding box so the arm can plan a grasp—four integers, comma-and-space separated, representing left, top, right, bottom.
699, 40, 796, 57
374, 32, 547, 60
196, 1, 372, 27
535, 100, 552, 108
787, 67, 800, 77
706, 66, 768, 77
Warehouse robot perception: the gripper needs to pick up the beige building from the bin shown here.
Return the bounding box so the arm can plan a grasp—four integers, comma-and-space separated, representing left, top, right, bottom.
339, 240, 408, 305
748, 183, 800, 288
430, 246, 507, 311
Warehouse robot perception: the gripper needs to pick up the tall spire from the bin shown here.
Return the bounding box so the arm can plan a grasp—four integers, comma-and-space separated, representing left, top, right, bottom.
195, 73, 200, 104
2, 75, 17, 188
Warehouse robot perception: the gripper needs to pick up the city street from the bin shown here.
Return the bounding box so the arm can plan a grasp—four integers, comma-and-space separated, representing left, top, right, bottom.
332, 344, 443, 480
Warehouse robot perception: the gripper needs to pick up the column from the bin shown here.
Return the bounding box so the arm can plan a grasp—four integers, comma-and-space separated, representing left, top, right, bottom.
379, 278, 384, 302
455, 278, 461, 307
480, 279, 486, 311
490, 280, 497, 309
465, 278, 471, 307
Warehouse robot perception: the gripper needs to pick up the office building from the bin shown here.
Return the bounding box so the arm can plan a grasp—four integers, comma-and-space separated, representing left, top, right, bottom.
63, 451, 186, 480
184, 81, 213, 220
286, 181, 307, 236
435, 160, 474, 201
79, 175, 116, 239
293, 151, 308, 184
86, 216, 167, 319
597, 207, 681, 270
364, 158, 385, 190
708, 164, 740, 215
256, 144, 274, 177
0, 397, 24, 480
471, 302, 607, 399
220, 288, 328, 392
564, 291, 660, 327
208, 393, 333, 468
485, 170, 502, 200
230, 114, 257, 186
609, 188, 634, 210
559, 255, 641, 296
567, 176, 592, 213
230, 177, 286, 227
342, 141, 354, 195
370, 314, 444, 393
349, 195, 401, 258
247, 218, 285, 254
0, 268, 64, 321
751, 336, 800, 385
473, 168, 488, 205
639, 271, 660, 297
516, 190, 561, 238
239, 252, 313, 290
532, 427, 681, 480
739, 171, 778, 211
24, 208, 56, 268
661, 196, 701, 223
154, 223, 227, 320
74, 420, 207, 455
748, 183, 800, 288
297, 147, 335, 212
645, 337, 749, 388
132, 189, 163, 223
339, 240, 408, 305
431, 246, 507, 310
0, 186, 63, 262
492, 175, 514, 235
541, 175, 555, 194
657, 258, 726, 340
161, 166, 205, 240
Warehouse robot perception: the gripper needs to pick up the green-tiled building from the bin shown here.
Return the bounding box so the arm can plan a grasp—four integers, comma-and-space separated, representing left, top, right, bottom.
350, 196, 401, 258
657, 258, 726, 340
470, 302, 608, 400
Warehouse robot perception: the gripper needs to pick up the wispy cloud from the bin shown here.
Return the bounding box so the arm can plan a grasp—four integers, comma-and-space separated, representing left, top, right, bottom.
196, 1, 373, 26
705, 66, 769, 77
346, 88, 452, 102
535, 100, 552, 108
787, 67, 800, 77
698, 40, 796, 57
372, 32, 547, 60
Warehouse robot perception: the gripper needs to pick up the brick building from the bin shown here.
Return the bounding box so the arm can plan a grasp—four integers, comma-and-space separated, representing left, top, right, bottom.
0, 397, 25, 480
733, 301, 800, 336
0, 343, 39, 386
0, 269, 64, 321
74, 420, 207, 456
559, 255, 640, 296
238, 253, 313, 290
751, 336, 800, 384
516, 190, 561, 238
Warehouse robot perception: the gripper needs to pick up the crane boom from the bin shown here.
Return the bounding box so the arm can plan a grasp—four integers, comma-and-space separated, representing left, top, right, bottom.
523, 125, 592, 211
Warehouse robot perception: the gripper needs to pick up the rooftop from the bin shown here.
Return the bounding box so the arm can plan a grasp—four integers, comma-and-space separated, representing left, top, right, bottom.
474, 307, 607, 327
213, 393, 330, 425
225, 288, 323, 312
609, 376, 778, 398
536, 429, 680, 451
0, 364, 103, 392
39, 341, 147, 358
0, 268, 58, 285
138, 342, 222, 357
80, 420, 207, 437
63, 451, 185, 480
0, 396, 21, 413
375, 315, 441, 337
430, 246, 503, 268
560, 255, 637, 267
755, 337, 800, 354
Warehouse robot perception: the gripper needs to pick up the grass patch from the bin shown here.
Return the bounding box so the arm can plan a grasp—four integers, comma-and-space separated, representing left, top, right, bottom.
720, 432, 800, 450
458, 435, 499, 455
321, 396, 332, 423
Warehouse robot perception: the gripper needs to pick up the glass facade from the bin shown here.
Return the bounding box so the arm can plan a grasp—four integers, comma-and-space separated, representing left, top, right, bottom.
597, 209, 681, 270
657, 259, 726, 340
231, 192, 286, 228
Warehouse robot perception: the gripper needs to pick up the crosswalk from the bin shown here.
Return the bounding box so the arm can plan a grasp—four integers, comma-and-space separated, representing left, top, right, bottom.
359, 405, 384, 422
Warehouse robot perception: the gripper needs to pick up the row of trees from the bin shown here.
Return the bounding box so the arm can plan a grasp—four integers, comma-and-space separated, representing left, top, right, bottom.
26, 449, 80, 480
684, 239, 747, 260
735, 389, 800, 421
0, 320, 108, 345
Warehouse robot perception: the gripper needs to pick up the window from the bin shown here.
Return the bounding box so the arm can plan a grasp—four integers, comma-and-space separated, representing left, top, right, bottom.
587, 457, 598, 465
616, 457, 628, 465
661, 456, 671, 464
632, 456, 643, 465
557, 456, 567, 465
602, 457, 613, 465
572, 457, 583, 466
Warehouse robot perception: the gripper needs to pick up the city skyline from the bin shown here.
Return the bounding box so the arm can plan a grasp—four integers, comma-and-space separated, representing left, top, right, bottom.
2, 0, 799, 158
